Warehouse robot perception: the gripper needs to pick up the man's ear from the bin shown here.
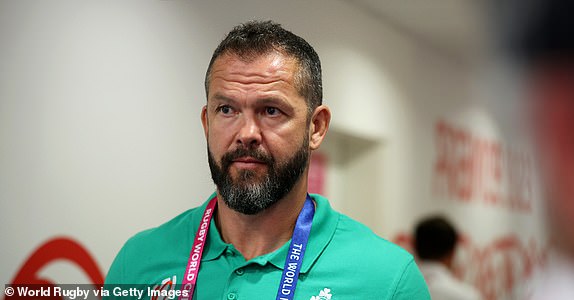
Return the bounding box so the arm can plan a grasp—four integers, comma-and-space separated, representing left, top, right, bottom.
201, 105, 208, 139
309, 105, 331, 150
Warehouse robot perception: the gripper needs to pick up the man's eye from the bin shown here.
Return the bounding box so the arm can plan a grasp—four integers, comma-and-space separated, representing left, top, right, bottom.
265, 107, 280, 116
217, 105, 233, 115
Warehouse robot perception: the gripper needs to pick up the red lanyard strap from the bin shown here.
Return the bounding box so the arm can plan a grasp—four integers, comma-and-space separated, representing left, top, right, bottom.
179, 197, 217, 300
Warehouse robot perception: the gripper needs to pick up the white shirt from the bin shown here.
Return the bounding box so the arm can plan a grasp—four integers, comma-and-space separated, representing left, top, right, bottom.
527, 251, 574, 300
419, 261, 482, 300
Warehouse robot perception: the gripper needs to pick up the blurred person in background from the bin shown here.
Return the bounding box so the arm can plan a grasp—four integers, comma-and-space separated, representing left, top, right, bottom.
500, 0, 574, 298
414, 216, 482, 300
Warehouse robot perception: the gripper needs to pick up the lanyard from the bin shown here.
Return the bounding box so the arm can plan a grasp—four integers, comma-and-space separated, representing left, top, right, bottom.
275, 194, 314, 300
180, 197, 216, 300
179, 194, 315, 300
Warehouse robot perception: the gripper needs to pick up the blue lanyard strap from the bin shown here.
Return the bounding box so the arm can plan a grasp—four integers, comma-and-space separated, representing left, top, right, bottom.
276, 194, 315, 300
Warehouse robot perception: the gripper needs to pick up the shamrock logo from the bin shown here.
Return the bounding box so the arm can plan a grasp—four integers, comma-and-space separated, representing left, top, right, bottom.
310, 288, 332, 300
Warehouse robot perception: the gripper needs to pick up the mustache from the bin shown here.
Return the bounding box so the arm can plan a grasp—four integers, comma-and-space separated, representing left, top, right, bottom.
221, 147, 274, 169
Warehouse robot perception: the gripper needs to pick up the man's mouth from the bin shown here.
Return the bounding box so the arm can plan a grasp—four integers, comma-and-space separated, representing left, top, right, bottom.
231, 157, 267, 169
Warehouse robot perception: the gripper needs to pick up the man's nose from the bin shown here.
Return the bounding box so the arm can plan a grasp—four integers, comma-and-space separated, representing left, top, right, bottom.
236, 115, 262, 148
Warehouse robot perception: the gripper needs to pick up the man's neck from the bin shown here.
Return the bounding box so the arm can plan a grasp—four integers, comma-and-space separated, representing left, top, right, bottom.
215, 183, 308, 261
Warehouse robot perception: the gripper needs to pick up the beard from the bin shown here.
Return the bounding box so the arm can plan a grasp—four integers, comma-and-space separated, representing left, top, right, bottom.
207, 138, 309, 215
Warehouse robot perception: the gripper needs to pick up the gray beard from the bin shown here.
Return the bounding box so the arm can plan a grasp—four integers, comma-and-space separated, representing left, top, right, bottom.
207, 138, 309, 215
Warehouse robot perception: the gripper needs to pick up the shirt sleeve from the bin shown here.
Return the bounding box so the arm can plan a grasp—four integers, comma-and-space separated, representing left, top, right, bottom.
391, 259, 431, 300
104, 245, 143, 300
105, 247, 125, 284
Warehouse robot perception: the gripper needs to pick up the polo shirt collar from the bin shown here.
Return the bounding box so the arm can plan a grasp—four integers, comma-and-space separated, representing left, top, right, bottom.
266, 194, 339, 273
199, 193, 340, 272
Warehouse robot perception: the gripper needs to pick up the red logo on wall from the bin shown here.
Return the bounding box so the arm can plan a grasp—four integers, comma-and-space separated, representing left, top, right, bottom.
433, 119, 534, 212
5, 237, 104, 300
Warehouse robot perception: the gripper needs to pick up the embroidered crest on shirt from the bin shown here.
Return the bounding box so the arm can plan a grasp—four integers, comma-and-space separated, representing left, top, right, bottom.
150, 276, 177, 300
310, 288, 332, 300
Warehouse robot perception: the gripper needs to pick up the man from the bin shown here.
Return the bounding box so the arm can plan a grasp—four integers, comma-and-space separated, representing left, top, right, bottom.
105, 20, 430, 299
414, 216, 482, 300
502, 0, 574, 298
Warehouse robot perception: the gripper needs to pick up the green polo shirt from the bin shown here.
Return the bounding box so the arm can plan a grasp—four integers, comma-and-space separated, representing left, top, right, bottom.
105, 194, 430, 299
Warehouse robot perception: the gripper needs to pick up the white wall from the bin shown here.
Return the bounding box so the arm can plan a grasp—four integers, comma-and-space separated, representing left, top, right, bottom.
1, 1, 544, 299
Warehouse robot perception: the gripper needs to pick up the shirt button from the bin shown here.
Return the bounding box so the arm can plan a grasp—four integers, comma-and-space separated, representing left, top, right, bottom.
227, 292, 237, 300
226, 249, 235, 256
235, 268, 245, 276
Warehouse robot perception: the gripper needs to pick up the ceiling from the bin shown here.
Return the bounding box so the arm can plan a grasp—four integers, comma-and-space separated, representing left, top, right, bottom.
344, 0, 491, 62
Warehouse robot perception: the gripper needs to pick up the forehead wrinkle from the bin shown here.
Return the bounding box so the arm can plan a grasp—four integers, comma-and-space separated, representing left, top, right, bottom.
212, 53, 297, 82
213, 78, 292, 99
216, 73, 292, 87
209, 79, 292, 106
210, 73, 295, 102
